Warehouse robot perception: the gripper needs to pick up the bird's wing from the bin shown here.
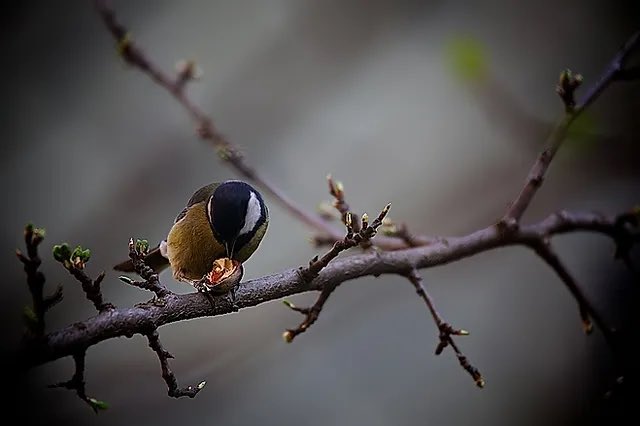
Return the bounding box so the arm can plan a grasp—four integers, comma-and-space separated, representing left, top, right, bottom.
174, 182, 220, 223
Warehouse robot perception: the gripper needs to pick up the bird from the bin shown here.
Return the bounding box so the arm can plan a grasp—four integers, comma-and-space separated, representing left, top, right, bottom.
114, 180, 268, 286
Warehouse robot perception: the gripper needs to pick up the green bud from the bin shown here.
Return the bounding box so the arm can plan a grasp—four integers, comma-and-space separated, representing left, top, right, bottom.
135, 239, 149, 254
88, 398, 109, 411
53, 243, 72, 262
71, 246, 92, 263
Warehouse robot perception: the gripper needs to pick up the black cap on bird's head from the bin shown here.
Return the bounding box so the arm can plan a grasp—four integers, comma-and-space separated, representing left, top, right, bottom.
206, 181, 266, 258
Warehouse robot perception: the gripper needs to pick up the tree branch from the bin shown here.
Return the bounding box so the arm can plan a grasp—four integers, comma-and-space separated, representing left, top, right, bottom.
146, 329, 206, 398
20, 209, 637, 370
404, 269, 483, 387
283, 204, 390, 341
503, 31, 640, 223
17, 224, 56, 336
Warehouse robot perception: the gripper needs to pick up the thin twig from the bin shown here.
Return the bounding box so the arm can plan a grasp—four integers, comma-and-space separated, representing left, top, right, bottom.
123, 238, 171, 298
405, 269, 484, 387
301, 204, 390, 282
503, 30, 640, 223
49, 352, 108, 412
52, 243, 114, 313
284, 204, 391, 341
67, 269, 114, 313
529, 239, 616, 346
282, 285, 338, 343
146, 329, 206, 398
17, 224, 50, 336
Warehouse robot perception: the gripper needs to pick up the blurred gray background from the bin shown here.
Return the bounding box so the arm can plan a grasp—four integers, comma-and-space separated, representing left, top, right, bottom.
2, 0, 639, 425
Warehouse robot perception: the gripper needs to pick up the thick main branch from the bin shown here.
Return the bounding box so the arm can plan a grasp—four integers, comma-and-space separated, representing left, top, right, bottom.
21, 210, 629, 370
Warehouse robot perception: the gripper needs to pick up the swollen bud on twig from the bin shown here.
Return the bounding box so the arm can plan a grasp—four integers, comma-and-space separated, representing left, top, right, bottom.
361, 213, 369, 230
282, 330, 294, 343
556, 69, 583, 112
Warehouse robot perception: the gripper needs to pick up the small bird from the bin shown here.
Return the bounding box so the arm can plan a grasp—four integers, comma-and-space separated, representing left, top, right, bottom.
114, 180, 268, 285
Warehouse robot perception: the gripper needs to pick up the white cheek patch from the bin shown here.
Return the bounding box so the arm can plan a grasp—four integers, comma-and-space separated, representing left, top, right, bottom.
206, 196, 214, 225
159, 240, 169, 259
239, 192, 261, 236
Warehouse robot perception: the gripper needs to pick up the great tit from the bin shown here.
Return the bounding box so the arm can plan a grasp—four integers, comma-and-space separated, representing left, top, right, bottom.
114, 180, 268, 283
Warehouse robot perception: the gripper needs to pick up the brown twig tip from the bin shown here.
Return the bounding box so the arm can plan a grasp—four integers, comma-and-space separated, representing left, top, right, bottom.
556, 69, 583, 112
146, 329, 206, 398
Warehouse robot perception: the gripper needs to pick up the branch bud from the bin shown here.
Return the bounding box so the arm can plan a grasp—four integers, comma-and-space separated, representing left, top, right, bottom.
282, 330, 294, 343
52, 243, 72, 263
361, 213, 369, 230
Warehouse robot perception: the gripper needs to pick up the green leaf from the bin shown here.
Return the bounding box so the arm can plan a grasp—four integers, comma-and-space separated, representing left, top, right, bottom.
445, 36, 488, 84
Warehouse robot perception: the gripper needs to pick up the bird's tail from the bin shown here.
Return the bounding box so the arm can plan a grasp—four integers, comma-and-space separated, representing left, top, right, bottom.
113, 245, 170, 273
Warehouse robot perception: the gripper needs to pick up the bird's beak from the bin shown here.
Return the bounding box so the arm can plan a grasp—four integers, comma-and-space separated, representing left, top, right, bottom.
225, 238, 238, 259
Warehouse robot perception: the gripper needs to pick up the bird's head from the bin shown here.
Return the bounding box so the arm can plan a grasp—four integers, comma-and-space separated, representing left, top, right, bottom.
206, 180, 267, 259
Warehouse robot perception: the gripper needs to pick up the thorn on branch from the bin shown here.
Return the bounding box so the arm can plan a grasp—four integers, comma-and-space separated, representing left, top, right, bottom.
146, 329, 206, 398
404, 269, 484, 388
556, 69, 583, 112
53, 243, 115, 313
49, 352, 109, 413
124, 238, 171, 298
17, 223, 48, 336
